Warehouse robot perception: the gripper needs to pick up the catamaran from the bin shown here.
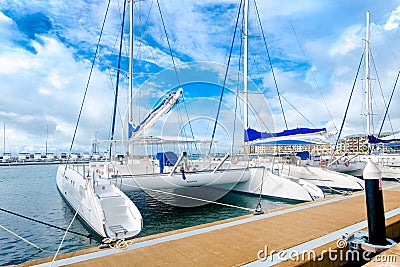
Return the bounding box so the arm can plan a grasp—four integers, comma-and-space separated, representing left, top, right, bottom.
220, 0, 364, 192
56, 0, 329, 240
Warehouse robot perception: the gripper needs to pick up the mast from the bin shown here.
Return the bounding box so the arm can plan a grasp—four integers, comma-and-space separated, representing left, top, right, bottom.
109, 0, 128, 158
3, 123, 5, 155
365, 11, 371, 137
128, 0, 134, 125
243, 0, 249, 130
127, 0, 134, 157
45, 126, 48, 155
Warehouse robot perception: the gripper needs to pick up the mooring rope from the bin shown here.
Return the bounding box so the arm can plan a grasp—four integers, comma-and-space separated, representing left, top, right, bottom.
51, 182, 87, 266
0, 224, 44, 251
0, 208, 92, 239
105, 175, 254, 212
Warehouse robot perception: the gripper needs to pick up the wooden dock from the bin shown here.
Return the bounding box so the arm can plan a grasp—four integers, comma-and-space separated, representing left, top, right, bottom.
365, 242, 400, 266
22, 182, 400, 266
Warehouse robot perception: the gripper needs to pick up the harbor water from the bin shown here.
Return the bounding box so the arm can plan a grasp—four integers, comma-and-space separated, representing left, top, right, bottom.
0, 164, 295, 266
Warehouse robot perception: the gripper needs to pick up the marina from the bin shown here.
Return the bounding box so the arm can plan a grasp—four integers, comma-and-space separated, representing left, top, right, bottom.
0, 164, 295, 266
1, 0, 400, 266
19, 180, 400, 266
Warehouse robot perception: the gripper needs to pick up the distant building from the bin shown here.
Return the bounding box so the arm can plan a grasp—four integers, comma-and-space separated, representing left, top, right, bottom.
335, 133, 392, 154
250, 142, 331, 155
249, 133, 396, 155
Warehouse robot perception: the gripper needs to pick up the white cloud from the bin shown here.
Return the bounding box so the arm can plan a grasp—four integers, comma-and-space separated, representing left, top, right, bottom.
329, 25, 363, 56
1, 0, 400, 153
384, 6, 400, 30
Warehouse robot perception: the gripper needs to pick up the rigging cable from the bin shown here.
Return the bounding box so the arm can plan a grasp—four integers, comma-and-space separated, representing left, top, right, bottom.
280, 94, 317, 128
67, 0, 112, 158
288, 21, 338, 132
372, 51, 399, 137
369, 52, 390, 135
156, 0, 181, 86
332, 53, 364, 155
109, 0, 128, 157
208, 0, 243, 155
378, 68, 399, 137
55, 0, 112, 263
156, 0, 197, 144
0, 223, 43, 251
253, 0, 288, 129
0, 208, 92, 239
231, 13, 245, 154
51, 180, 89, 266
105, 177, 253, 212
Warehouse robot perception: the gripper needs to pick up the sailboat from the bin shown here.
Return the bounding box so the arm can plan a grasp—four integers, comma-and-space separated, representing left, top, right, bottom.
321, 154, 366, 177
210, 0, 325, 200
2, 123, 11, 163
57, 4, 327, 240
225, 0, 364, 192
90, 0, 327, 202
358, 11, 400, 179
56, 0, 258, 239
56, 0, 145, 240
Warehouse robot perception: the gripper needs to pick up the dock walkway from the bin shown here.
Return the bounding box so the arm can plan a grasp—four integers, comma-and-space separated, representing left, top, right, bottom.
24, 183, 400, 266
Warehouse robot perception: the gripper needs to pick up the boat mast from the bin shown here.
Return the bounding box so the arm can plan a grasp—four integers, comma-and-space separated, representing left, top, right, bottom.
45, 126, 48, 156
3, 123, 5, 155
243, 0, 249, 130
365, 11, 371, 137
109, 0, 128, 158
129, 0, 134, 125
128, 0, 134, 157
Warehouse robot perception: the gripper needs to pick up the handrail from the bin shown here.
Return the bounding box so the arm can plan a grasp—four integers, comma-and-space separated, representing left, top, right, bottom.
327, 154, 346, 167
169, 152, 186, 176
344, 153, 359, 163
213, 152, 230, 173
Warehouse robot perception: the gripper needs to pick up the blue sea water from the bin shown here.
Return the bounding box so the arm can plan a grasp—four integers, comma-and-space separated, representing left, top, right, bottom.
0, 164, 294, 266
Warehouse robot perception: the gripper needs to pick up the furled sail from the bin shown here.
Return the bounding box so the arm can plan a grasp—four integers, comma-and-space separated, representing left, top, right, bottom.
367, 135, 400, 144
129, 88, 183, 138
244, 127, 327, 143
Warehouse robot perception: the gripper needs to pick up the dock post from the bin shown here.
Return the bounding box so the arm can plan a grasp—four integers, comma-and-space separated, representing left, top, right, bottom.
363, 160, 387, 245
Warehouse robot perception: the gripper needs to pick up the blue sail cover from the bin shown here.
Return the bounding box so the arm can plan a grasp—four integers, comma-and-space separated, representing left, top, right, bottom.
128, 99, 168, 137
368, 135, 400, 144
128, 93, 179, 138
244, 127, 327, 143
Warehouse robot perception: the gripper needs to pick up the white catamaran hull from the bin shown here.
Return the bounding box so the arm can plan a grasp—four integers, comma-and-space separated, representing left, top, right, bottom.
215, 166, 324, 202
327, 161, 366, 177
264, 163, 364, 191
360, 155, 400, 179
102, 165, 251, 192
56, 164, 142, 239
92, 159, 325, 201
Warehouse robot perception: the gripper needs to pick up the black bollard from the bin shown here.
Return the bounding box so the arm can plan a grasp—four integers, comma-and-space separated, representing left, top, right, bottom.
363, 160, 387, 245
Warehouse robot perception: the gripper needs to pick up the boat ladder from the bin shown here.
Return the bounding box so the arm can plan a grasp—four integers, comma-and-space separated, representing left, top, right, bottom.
109, 225, 128, 237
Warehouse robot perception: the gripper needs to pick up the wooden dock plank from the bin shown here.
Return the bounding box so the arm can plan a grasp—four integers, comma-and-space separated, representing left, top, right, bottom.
60, 188, 400, 267
364, 242, 400, 266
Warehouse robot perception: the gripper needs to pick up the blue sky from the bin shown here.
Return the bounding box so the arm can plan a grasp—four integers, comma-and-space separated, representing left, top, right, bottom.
1, 0, 400, 154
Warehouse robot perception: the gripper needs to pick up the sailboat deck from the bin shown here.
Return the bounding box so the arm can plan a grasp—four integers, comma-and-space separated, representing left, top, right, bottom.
24, 183, 400, 267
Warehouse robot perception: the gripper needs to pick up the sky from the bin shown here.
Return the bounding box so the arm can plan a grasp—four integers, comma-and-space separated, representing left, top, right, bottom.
1, 0, 400, 155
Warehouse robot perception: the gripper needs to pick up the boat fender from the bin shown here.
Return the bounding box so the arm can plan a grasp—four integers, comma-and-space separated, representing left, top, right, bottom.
320, 159, 327, 168
231, 156, 238, 164
107, 163, 114, 172
344, 157, 350, 167
183, 157, 190, 172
